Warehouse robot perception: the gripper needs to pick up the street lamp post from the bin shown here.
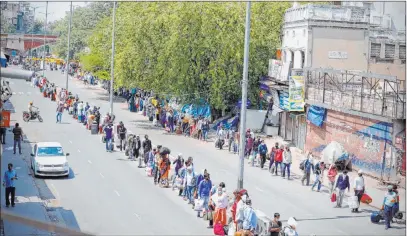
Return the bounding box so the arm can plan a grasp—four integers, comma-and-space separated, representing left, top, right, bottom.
109, 1, 117, 115
65, 2, 73, 91
237, 1, 252, 190
30, 6, 42, 59
43, 1, 48, 77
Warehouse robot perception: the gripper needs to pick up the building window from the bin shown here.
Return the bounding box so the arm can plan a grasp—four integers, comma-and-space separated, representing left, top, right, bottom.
385, 44, 395, 58
370, 43, 381, 58
301, 51, 305, 68
292, 30, 295, 37
399, 45, 406, 59
303, 29, 306, 36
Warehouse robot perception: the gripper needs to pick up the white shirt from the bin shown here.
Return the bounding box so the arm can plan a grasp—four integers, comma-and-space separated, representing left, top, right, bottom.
212, 193, 229, 209
283, 151, 292, 164
185, 172, 194, 186
235, 199, 246, 222
218, 130, 226, 140
353, 176, 365, 191
284, 227, 298, 236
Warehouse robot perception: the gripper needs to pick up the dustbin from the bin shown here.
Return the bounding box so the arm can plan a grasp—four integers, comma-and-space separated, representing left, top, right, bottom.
265, 124, 279, 137
91, 122, 99, 135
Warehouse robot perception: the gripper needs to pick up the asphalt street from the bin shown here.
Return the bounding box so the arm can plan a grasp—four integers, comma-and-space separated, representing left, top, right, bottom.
3, 68, 405, 235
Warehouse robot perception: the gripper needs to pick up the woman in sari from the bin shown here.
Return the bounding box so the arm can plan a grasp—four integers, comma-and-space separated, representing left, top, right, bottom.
159, 154, 171, 188
210, 186, 229, 228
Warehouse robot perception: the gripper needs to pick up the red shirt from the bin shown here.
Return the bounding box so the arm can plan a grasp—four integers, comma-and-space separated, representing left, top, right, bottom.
275, 149, 283, 162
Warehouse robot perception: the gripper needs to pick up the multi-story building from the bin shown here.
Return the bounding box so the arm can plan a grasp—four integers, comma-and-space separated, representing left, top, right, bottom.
0, 2, 34, 33
267, 2, 406, 182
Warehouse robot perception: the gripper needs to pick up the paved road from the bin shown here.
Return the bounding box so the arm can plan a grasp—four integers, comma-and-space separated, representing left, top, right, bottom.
4, 69, 405, 235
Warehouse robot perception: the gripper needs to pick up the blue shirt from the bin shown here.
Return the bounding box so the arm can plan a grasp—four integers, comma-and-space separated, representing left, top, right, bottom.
242, 207, 257, 230
3, 170, 17, 187
104, 126, 113, 139
383, 191, 397, 207
335, 174, 350, 190
198, 179, 212, 197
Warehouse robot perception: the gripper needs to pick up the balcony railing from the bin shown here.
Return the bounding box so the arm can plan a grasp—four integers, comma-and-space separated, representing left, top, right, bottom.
304, 68, 406, 120
284, 4, 370, 24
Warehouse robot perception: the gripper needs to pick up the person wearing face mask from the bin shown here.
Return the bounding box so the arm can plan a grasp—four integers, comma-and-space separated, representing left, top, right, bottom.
382, 185, 397, 230
197, 173, 212, 218
283, 217, 298, 236
352, 169, 365, 212
241, 198, 257, 235
269, 213, 282, 236
335, 170, 350, 208
235, 192, 248, 231
210, 187, 229, 229
208, 183, 226, 228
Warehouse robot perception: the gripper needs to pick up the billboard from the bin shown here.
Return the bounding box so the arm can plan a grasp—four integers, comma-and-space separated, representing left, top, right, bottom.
288, 75, 305, 111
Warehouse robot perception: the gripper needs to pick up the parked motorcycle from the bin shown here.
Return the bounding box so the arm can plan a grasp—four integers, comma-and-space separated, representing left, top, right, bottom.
23, 111, 43, 122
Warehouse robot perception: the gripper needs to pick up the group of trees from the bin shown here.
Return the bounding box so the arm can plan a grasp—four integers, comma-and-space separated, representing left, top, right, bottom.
52, 2, 291, 110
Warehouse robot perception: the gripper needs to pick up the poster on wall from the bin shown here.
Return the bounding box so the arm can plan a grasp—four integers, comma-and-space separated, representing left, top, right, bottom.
268, 59, 282, 79
288, 75, 305, 111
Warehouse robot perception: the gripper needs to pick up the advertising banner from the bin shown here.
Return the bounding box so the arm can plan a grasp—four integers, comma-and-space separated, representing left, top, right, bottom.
288, 75, 305, 111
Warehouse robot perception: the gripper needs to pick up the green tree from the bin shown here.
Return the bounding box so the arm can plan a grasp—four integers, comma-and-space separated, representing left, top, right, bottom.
51, 2, 114, 59
82, 2, 291, 110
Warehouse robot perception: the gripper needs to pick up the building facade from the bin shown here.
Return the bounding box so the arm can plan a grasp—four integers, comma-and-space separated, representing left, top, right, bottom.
1, 2, 34, 33
270, 2, 406, 182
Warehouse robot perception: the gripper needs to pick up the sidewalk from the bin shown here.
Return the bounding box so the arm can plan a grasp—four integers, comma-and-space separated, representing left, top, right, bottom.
263, 136, 406, 212
1, 126, 51, 235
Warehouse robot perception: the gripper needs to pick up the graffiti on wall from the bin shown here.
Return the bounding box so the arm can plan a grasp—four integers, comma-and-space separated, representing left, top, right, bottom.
362, 134, 380, 153
308, 120, 393, 178
353, 121, 392, 143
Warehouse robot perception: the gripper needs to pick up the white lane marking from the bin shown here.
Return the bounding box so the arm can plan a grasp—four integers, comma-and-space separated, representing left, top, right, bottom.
77, 149, 81, 153
133, 213, 141, 220
69, 140, 72, 144
88, 160, 92, 164
50, 183, 61, 199
255, 187, 264, 192
99, 173, 105, 178
114, 190, 120, 197
15, 167, 21, 170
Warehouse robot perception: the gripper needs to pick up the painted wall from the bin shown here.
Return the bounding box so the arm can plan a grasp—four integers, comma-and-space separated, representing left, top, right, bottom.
311, 27, 368, 71
305, 109, 393, 178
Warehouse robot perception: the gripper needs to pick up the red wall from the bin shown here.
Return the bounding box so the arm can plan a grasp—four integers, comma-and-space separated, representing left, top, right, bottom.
305, 109, 393, 178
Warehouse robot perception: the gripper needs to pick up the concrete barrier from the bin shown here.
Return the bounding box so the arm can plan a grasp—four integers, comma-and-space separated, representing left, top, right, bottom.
255, 209, 271, 236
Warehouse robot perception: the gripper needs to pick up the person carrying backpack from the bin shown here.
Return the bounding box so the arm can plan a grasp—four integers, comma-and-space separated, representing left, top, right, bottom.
311, 161, 324, 192
258, 140, 268, 169
241, 198, 257, 236
301, 153, 314, 186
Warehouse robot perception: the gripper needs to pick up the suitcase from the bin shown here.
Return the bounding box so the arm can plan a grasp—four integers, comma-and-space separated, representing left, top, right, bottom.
91, 123, 99, 135
370, 211, 383, 223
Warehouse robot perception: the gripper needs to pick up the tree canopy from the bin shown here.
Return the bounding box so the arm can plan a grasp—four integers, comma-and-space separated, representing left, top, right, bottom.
50, 2, 114, 59
79, 2, 290, 110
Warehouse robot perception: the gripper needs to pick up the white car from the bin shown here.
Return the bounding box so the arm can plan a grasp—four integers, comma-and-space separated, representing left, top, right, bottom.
31, 142, 70, 177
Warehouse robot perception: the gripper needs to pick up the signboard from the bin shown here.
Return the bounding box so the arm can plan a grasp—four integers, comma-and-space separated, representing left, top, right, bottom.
288, 75, 305, 111
328, 51, 348, 59
1, 110, 11, 128
268, 59, 282, 79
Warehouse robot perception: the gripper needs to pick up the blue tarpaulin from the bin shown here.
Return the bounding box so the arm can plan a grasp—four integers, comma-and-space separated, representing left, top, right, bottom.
181, 104, 211, 119
0, 52, 7, 68
213, 115, 239, 131
307, 105, 326, 127
236, 99, 251, 109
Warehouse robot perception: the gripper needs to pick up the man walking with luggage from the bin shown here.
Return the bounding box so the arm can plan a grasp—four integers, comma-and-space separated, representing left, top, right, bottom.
12, 123, 23, 155
258, 140, 268, 169
141, 135, 152, 168
383, 185, 397, 230
56, 101, 64, 123
104, 123, 114, 152
3, 163, 18, 207
117, 121, 127, 151
335, 170, 350, 208
352, 169, 365, 212
301, 153, 314, 186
